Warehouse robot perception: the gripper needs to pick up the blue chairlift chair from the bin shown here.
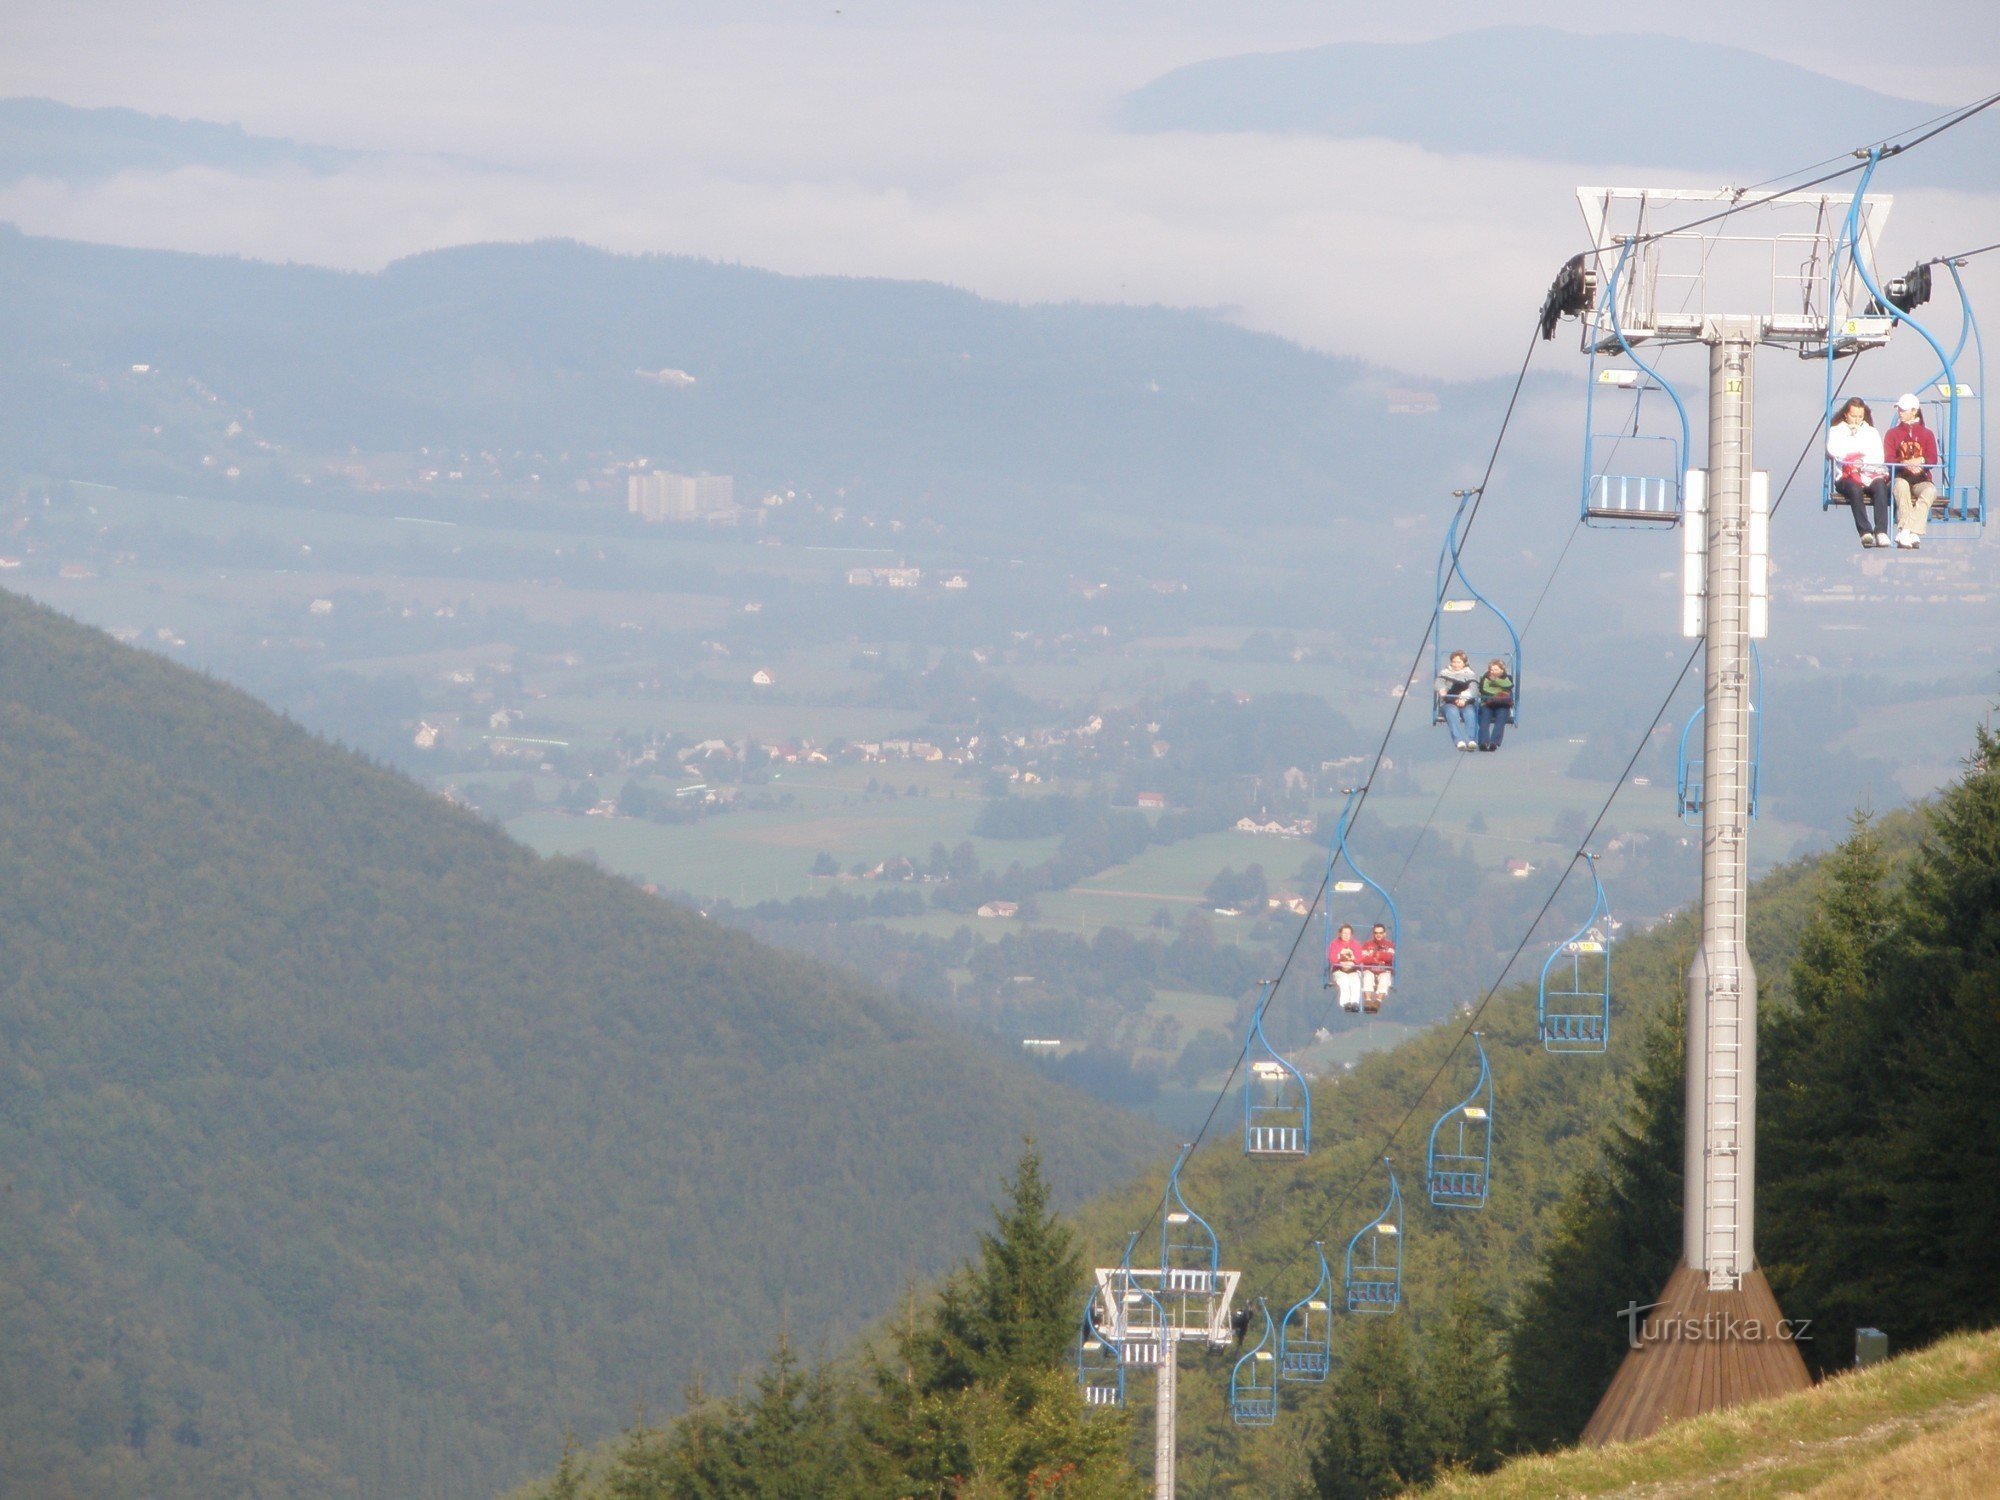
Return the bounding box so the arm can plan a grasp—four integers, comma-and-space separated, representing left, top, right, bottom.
1229, 1299, 1280, 1427
1581, 239, 1692, 528
1426, 1033, 1495, 1209
1344, 1159, 1403, 1313
1538, 854, 1613, 1053
1431, 488, 1523, 744
1278, 1242, 1334, 1383
1243, 987, 1310, 1159
1677, 641, 1762, 822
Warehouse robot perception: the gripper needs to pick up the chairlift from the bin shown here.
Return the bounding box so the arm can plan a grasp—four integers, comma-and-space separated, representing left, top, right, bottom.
1278, 1242, 1333, 1383
1538, 853, 1612, 1053
1820, 149, 1985, 535
1581, 238, 1691, 526
1678, 641, 1762, 822
1320, 787, 1400, 1007
1229, 1299, 1280, 1427
1076, 1289, 1126, 1407
1344, 1158, 1403, 1313
1425, 1033, 1495, 1209
1243, 984, 1310, 1158
1159, 1145, 1221, 1330
1431, 488, 1522, 745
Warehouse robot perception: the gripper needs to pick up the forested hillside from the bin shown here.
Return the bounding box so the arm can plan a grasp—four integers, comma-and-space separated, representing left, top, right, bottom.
0, 587, 1160, 1500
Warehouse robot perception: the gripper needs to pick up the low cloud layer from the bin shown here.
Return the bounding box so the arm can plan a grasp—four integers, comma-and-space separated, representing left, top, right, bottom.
2, 2, 1996, 380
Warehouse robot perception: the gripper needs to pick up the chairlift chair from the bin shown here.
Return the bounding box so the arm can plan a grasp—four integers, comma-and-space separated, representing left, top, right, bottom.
1581, 239, 1692, 527
1159, 1145, 1221, 1332
1229, 1299, 1280, 1427
1431, 489, 1523, 738
1538, 854, 1613, 1053
1426, 1033, 1495, 1209
1243, 987, 1310, 1158
1320, 787, 1401, 997
1819, 150, 1986, 535
1279, 1242, 1334, 1382
1076, 1290, 1126, 1407
1344, 1159, 1403, 1313
1678, 641, 1762, 822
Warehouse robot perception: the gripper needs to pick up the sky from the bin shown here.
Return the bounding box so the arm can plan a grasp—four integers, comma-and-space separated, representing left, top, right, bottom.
4, 0, 1998, 379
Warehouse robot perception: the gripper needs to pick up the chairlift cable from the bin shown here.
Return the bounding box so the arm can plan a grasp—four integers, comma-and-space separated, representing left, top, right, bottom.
1116, 320, 1546, 1251
1263, 374, 1862, 1291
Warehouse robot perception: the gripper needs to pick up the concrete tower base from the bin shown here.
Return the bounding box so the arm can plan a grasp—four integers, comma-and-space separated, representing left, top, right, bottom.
1581, 1261, 1811, 1447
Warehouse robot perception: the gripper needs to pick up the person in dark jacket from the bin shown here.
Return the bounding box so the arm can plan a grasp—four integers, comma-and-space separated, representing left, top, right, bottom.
1475, 659, 1514, 752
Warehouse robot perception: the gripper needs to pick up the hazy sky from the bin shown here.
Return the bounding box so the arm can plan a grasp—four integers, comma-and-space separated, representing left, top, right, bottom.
4, 1, 1997, 378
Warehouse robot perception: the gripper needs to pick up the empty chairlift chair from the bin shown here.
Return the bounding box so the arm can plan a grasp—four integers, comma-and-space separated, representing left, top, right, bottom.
1278, 1242, 1334, 1383
1344, 1159, 1403, 1314
1159, 1145, 1222, 1335
1076, 1289, 1126, 1408
1426, 1033, 1495, 1209
1431, 488, 1522, 744
1580, 238, 1692, 527
1678, 642, 1762, 822
1243, 986, 1310, 1159
1538, 853, 1613, 1053
1229, 1299, 1280, 1427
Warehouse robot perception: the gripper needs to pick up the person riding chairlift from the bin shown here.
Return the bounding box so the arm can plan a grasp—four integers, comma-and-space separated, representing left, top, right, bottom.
1359, 922, 1395, 1014
1883, 393, 1940, 549
1828, 396, 1893, 547
1327, 924, 1364, 1014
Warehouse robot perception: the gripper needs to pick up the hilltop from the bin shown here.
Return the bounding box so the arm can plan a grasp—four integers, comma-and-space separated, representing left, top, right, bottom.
0, 586, 1159, 1500
1418, 1322, 2000, 1498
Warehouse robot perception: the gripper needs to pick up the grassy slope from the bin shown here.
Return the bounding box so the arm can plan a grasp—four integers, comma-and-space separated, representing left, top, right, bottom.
0, 587, 1161, 1500
1418, 1324, 2000, 1498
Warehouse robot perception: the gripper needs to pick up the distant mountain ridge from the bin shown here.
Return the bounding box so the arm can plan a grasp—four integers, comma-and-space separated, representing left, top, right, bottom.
0, 586, 1160, 1500
1119, 27, 1997, 189
0, 225, 1529, 535
0, 96, 368, 184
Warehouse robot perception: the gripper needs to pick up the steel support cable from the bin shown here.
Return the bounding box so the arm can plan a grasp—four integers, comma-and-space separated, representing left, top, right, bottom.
1302, 510, 1586, 1039
1115, 321, 1547, 1252
1590, 89, 2000, 254
1262, 359, 1863, 1294
1930, 240, 2000, 266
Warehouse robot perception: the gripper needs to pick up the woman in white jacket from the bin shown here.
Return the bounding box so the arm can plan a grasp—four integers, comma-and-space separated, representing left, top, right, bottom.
1828, 397, 1892, 547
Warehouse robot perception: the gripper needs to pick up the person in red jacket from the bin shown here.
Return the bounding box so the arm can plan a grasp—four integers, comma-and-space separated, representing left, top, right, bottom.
1326, 924, 1364, 1013
1883, 393, 1941, 548
1359, 923, 1396, 1013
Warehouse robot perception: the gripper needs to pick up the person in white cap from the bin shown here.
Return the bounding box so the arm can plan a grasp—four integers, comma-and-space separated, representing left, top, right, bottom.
1883, 394, 1940, 548
1827, 396, 1891, 548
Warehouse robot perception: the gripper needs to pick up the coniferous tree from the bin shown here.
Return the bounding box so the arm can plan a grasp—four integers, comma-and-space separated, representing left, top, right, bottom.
1759, 811, 1900, 1374
1504, 986, 1684, 1448
1308, 1318, 1435, 1500
1423, 1290, 1506, 1473
1876, 729, 2000, 1350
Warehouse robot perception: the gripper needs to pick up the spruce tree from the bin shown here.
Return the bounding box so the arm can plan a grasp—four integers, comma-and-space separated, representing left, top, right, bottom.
1759, 811, 1900, 1374
1423, 1290, 1506, 1473
1877, 727, 2000, 1350
1308, 1318, 1435, 1499
1504, 986, 1684, 1448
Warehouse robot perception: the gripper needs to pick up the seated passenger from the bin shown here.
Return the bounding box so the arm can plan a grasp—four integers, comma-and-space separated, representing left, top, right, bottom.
1476, 659, 1513, 752
1828, 397, 1892, 547
1436, 650, 1478, 750
1360, 922, 1395, 1013
1326, 924, 1364, 1013
1883, 393, 1940, 548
